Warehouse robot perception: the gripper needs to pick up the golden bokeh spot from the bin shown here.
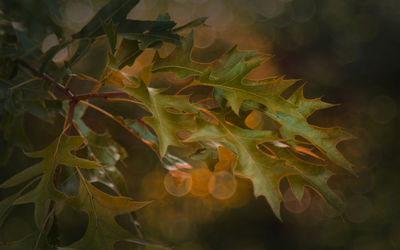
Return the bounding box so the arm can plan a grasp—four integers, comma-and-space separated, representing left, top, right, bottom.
190, 165, 212, 197
208, 171, 237, 200
164, 171, 193, 197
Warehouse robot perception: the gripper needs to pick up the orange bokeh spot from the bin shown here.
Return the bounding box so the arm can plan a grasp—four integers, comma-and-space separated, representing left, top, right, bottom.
190, 167, 212, 197
208, 171, 237, 200
164, 171, 192, 197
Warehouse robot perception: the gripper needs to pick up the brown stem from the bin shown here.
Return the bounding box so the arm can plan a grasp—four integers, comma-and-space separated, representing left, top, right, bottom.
15, 58, 147, 240
75, 91, 129, 100
45, 99, 77, 239
54, 99, 78, 187
15, 58, 130, 101
80, 100, 160, 158
15, 58, 75, 99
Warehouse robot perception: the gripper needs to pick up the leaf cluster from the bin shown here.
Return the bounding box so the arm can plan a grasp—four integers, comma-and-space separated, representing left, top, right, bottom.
0, 0, 353, 249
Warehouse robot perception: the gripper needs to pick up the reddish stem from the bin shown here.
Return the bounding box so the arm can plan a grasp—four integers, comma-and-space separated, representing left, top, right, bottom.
15, 58, 129, 101
15, 58, 75, 99
75, 91, 129, 100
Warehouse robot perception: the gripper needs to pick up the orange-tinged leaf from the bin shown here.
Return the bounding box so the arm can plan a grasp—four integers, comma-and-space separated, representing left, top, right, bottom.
293, 145, 324, 161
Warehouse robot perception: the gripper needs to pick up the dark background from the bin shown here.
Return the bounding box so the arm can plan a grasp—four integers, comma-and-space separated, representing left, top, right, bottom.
1, 0, 399, 249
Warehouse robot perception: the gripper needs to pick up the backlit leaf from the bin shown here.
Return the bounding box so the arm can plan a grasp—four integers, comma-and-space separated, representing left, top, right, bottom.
0, 135, 102, 228
135, 35, 352, 216
123, 67, 198, 156
66, 176, 155, 249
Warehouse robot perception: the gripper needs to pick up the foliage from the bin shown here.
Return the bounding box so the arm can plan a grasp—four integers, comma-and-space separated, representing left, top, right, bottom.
0, 0, 353, 249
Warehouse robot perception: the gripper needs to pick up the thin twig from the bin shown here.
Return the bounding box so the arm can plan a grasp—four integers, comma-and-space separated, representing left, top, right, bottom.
72, 122, 144, 238
15, 58, 75, 99
75, 91, 129, 101
9, 77, 40, 90
80, 100, 160, 157
14, 58, 131, 101
14, 58, 149, 242
105, 97, 145, 106
54, 99, 78, 187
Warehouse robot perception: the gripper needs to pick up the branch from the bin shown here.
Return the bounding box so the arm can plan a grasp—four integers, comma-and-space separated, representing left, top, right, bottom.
75, 91, 129, 100
14, 58, 130, 101
45, 99, 78, 240
15, 58, 75, 99
80, 100, 160, 157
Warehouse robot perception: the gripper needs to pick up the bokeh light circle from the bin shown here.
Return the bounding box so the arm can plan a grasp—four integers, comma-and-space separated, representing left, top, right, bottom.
283, 187, 311, 214
208, 171, 237, 200
164, 171, 193, 197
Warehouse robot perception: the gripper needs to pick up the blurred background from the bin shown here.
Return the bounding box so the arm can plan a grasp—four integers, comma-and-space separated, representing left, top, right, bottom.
1, 0, 399, 249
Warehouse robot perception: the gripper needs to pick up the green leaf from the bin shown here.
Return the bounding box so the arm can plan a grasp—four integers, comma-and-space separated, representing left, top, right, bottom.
153, 31, 263, 80
84, 165, 129, 196
102, 19, 117, 54
152, 30, 353, 218
155, 32, 354, 172
152, 31, 205, 79
43, 0, 62, 19
172, 17, 208, 32
0, 135, 102, 228
65, 101, 129, 195
66, 176, 156, 250
112, 39, 142, 69
0, 112, 31, 152
123, 67, 198, 156
67, 102, 128, 167
118, 20, 180, 50
196, 72, 354, 172
68, 38, 95, 65
189, 141, 221, 169
0, 177, 39, 225
277, 85, 355, 172
118, 20, 176, 34
39, 40, 72, 72
0, 57, 18, 79
72, 0, 140, 39
0, 231, 53, 250
187, 113, 294, 218
86, 130, 127, 166
15, 31, 41, 59
125, 119, 158, 145
287, 84, 338, 118
157, 13, 171, 21
271, 146, 344, 211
